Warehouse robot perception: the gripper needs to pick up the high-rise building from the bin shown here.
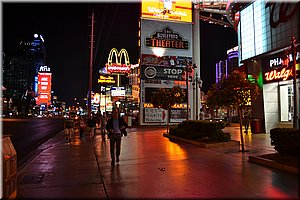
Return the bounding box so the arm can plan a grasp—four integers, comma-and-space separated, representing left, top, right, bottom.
215, 46, 239, 84
2, 34, 46, 115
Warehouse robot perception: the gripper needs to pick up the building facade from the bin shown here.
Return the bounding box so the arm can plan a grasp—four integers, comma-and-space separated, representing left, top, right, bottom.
139, 0, 196, 125
228, 1, 300, 132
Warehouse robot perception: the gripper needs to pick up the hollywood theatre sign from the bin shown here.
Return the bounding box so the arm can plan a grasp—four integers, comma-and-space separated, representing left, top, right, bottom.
145, 27, 188, 49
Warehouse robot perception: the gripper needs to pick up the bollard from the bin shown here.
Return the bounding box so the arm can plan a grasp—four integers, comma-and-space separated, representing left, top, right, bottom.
2, 136, 17, 199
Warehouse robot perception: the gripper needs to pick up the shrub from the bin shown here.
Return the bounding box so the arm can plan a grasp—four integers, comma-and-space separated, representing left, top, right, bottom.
169, 120, 230, 142
270, 128, 299, 156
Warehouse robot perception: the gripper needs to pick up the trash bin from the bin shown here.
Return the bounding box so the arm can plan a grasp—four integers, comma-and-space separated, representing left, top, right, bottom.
250, 119, 261, 134
2, 136, 17, 199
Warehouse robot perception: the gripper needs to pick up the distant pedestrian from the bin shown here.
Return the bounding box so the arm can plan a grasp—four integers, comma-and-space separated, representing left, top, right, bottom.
79, 118, 85, 139
87, 116, 96, 139
106, 108, 128, 165
100, 112, 108, 139
243, 110, 250, 134
64, 118, 74, 143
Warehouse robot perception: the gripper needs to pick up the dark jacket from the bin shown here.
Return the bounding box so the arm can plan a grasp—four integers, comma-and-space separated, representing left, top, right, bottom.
106, 117, 128, 137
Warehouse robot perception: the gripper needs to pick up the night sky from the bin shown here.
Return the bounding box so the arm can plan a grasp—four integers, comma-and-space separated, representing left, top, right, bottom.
2, 2, 237, 106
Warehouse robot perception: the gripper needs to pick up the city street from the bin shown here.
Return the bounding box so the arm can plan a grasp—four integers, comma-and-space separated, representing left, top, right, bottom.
2, 117, 64, 168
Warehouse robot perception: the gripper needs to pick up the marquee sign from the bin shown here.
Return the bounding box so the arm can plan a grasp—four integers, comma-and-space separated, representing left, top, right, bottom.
106, 48, 131, 74
141, 54, 192, 67
146, 27, 188, 49
141, 0, 192, 23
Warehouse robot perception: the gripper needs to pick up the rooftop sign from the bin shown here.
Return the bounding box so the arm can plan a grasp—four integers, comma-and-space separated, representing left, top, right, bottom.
141, 0, 192, 23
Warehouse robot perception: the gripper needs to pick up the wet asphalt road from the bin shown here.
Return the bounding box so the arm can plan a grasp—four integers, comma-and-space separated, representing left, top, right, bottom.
2, 117, 64, 168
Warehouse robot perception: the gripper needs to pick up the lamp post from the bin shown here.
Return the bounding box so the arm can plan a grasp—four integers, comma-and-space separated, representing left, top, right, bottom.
192, 72, 202, 120
195, 72, 202, 120
185, 63, 191, 120
291, 36, 299, 129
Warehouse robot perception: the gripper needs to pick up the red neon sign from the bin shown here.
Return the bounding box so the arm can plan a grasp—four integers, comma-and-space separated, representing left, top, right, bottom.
37, 72, 52, 105
264, 67, 293, 82
106, 64, 131, 74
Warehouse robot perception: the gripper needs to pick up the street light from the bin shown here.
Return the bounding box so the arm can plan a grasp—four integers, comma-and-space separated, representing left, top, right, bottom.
192, 71, 202, 120
185, 61, 193, 120
185, 62, 202, 120
291, 36, 299, 129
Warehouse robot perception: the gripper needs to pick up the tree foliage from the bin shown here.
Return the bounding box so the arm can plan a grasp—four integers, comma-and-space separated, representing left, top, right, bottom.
151, 86, 185, 110
206, 70, 259, 110
150, 86, 185, 133
206, 70, 260, 152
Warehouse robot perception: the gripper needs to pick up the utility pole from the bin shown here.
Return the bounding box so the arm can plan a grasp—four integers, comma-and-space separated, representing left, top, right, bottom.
88, 10, 94, 119
291, 36, 299, 129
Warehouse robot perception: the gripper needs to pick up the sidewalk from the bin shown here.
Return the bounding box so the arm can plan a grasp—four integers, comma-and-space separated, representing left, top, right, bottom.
17, 129, 106, 199
16, 126, 299, 199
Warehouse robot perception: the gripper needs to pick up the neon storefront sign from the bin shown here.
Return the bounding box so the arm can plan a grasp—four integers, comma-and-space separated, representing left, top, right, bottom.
106, 48, 130, 74
264, 67, 293, 82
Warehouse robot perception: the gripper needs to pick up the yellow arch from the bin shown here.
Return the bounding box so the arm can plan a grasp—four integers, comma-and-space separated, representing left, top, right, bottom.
118, 48, 130, 66
108, 48, 119, 66
107, 48, 130, 66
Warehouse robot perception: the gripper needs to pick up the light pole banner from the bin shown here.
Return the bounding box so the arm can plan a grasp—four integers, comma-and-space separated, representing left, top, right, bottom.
141, 19, 192, 57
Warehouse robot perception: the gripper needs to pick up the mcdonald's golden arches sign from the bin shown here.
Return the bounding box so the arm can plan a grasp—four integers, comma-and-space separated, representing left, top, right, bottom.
106, 48, 131, 74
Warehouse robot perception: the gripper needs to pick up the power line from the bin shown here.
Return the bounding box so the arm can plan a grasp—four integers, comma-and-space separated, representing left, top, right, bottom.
96, 3, 119, 72
94, 3, 109, 68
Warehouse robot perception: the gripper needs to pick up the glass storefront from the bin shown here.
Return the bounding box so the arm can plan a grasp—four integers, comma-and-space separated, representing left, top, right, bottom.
280, 84, 294, 122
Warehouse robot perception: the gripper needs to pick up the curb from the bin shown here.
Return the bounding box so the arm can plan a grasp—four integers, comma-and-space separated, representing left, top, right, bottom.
163, 133, 240, 148
249, 156, 298, 174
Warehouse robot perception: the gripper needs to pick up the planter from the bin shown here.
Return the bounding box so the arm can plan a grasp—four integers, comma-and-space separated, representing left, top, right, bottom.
163, 133, 240, 148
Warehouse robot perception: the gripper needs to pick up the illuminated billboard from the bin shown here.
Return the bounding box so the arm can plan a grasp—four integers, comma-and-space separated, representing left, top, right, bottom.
141, 19, 192, 57
141, 0, 192, 23
36, 72, 52, 105
111, 87, 126, 97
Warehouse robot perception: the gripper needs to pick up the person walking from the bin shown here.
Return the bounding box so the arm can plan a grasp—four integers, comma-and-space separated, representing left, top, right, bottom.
100, 112, 108, 139
64, 118, 74, 143
87, 116, 96, 139
79, 118, 85, 139
106, 108, 128, 165
243, 110, 251, 134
